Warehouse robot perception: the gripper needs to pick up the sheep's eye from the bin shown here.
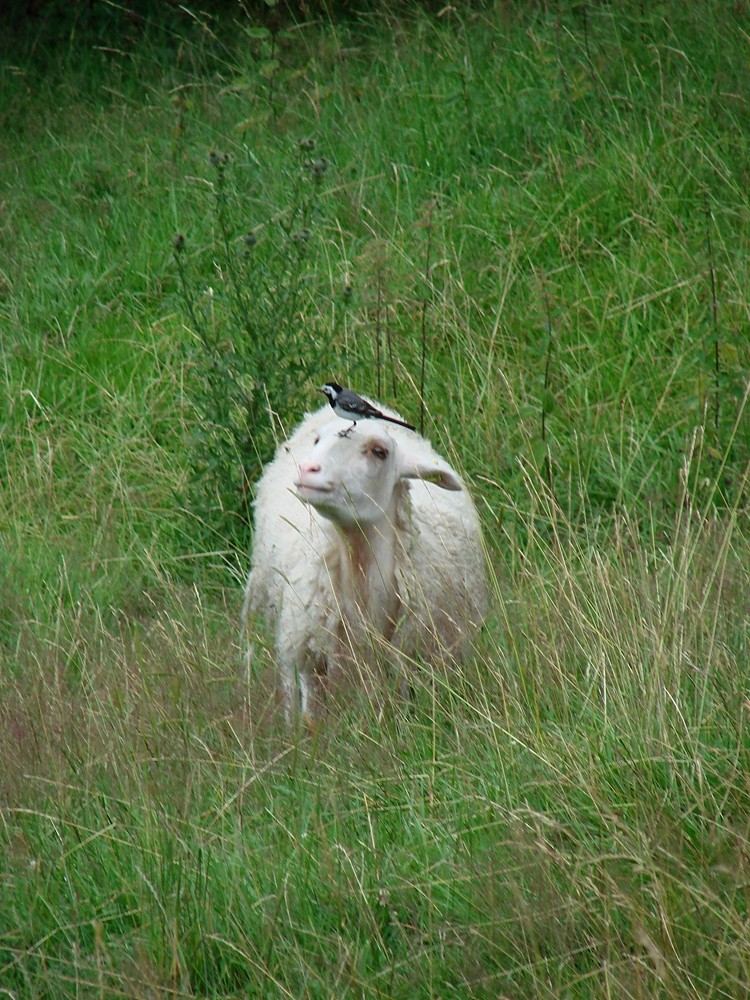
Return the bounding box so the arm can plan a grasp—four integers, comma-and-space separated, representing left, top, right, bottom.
313, 435, 320, 445
371, 445, 388, 461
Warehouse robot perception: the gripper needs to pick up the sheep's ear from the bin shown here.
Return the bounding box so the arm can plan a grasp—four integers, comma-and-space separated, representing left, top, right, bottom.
399, 457, 463, 492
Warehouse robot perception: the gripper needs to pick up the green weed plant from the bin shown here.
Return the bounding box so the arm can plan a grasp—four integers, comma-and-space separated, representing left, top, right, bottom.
173, 141, 333, 557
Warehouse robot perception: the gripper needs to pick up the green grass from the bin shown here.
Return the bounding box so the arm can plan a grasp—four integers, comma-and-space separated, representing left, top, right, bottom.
1, 1, 750, 996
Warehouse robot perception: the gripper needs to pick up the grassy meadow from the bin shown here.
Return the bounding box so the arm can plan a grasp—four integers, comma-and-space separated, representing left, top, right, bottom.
1, 1, 750, 996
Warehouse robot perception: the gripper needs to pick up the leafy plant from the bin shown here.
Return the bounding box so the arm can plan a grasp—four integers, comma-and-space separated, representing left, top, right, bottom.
173, 142, 333, 559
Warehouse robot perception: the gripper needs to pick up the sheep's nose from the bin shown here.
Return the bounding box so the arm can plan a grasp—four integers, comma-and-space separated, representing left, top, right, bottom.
298, 460, 321, 475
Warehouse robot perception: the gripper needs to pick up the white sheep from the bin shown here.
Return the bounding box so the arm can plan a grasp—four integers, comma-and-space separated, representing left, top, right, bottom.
242, 401, 487, 722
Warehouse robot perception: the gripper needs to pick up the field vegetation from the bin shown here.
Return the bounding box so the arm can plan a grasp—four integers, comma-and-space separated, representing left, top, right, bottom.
1, 1, 749, 996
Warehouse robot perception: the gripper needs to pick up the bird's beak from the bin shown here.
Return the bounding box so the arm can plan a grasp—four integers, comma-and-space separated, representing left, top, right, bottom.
316, 386, 326, 394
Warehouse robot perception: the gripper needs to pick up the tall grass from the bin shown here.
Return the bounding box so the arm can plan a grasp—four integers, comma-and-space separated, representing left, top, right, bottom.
1, 2, 749, 996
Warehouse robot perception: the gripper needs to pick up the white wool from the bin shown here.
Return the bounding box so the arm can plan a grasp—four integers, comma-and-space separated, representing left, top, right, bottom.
242, 402, 487, 721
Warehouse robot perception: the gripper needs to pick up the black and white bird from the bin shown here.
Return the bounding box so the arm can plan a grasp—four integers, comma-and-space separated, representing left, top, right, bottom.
319, 381, 416, 436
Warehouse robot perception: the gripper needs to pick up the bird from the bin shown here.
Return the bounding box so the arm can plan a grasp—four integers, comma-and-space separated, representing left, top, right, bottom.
318, 381, 416, 436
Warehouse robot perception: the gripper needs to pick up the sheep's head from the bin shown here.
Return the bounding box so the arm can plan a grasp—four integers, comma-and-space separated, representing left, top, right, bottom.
294, 421, 461, 527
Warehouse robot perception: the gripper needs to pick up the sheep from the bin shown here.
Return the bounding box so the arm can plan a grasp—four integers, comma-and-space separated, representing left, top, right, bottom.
242, 401, 487, 722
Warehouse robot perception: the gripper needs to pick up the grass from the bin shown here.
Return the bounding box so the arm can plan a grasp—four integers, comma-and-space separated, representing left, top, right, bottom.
1, 1, 749, 996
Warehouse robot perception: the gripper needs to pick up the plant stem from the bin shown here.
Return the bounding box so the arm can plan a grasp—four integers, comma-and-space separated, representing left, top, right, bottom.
375, 262, 383, 400
419, 201, 435, 436
704, 189, 720, 439
540, 274, 555, 496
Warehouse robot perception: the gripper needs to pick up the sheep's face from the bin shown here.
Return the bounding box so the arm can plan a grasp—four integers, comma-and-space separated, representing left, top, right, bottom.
294, 423, 400, 527
294, 420, 463, 528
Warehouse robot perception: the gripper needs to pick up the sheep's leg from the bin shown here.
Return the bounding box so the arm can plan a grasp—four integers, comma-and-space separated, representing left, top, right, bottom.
298, 671, 314, 722
281, 658, 327, 729
280, 666, 301, 727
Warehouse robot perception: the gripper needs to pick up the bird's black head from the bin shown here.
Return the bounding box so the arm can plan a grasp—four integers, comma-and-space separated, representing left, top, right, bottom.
319, 381, 343, 399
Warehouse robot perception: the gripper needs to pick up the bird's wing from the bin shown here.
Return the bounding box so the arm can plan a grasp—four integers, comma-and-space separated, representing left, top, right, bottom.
347, 395, 380, 417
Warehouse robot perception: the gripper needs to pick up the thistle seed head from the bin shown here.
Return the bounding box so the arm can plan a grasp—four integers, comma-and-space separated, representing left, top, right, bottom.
208, 150, 229, 169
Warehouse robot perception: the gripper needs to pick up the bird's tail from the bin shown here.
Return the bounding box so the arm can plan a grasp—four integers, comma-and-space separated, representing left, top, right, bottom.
382, 414, 416, 431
